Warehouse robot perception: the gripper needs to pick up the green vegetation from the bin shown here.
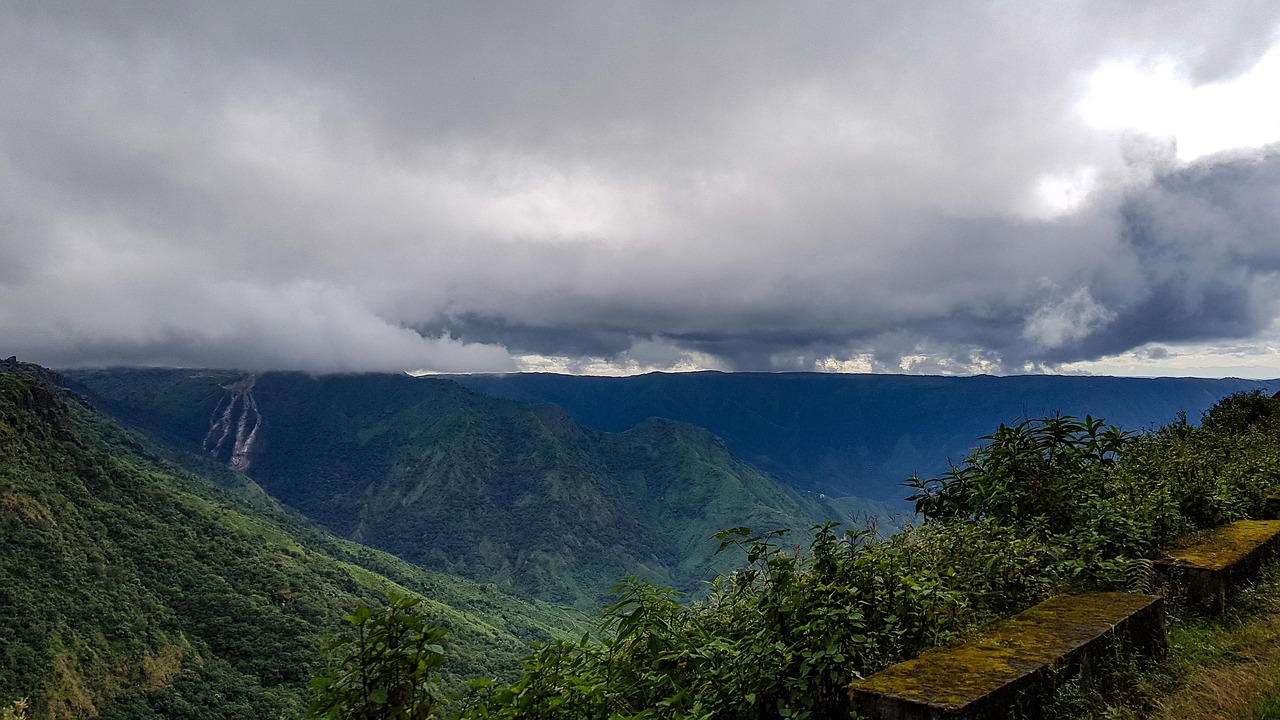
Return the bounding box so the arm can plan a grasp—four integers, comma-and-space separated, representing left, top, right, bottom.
2, 699, 28, 720
308, 592, 447, 720
15, 360, 1280, 719
420, 391, 1280, 719
67, 369, 870, 608
0, 363, 587, 719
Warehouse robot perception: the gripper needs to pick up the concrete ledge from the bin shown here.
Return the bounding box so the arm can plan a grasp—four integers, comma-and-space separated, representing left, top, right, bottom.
847, 593, 1164, 720
1155, 519, 1280, 614
1263, 493, 1280, 520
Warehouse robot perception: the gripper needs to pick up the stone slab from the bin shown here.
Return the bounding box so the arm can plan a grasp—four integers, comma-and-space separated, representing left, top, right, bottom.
1155, 519, 1280, 614
847, 592, 1164, 720
1263, 493, 1280, 520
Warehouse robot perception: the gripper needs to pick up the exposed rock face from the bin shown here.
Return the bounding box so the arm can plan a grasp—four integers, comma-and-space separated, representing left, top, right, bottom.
203, 375, 262, 472
0, 357, 69, 420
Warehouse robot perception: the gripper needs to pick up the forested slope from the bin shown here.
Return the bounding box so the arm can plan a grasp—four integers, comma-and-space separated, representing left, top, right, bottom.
66, 369, 869, 608
0, 362, 586, 720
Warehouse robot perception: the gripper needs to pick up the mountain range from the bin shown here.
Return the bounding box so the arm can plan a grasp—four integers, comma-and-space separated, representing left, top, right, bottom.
10, 360, 1278, 718
451, 371, 1280, 503
64, 369, 870, 608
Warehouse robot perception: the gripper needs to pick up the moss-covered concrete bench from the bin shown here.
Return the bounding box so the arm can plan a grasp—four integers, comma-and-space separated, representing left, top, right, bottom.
847, 592, 1164, 720
1263, 492, 1280, 520
1155, 519, 1280, 614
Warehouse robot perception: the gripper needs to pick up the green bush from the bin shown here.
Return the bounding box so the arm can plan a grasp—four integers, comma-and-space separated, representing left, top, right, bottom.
308, 592, 447, 720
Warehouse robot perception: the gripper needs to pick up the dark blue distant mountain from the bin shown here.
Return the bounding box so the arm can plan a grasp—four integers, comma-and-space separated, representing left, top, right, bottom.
451, 372, 1279, 506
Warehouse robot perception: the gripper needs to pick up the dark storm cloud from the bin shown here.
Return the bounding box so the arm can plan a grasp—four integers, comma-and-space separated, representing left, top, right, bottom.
1057, 150, 1280, 362
2, 2, 1280, 373
423, 148, 1280, 372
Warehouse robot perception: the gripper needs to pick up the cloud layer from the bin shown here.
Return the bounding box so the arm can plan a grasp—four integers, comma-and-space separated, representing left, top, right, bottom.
2, 2, 1279, 374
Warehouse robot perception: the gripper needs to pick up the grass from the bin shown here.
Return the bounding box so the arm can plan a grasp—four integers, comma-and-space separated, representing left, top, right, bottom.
1052, 562, 1280, 719
1154, 566, 1280, 720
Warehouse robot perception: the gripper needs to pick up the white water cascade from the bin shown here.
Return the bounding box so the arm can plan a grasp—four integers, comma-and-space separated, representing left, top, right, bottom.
203, 375, 262, 472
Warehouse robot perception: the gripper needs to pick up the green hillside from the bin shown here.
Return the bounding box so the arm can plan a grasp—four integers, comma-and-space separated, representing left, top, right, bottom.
0, 362, 587, 720
66, 369, 869, 608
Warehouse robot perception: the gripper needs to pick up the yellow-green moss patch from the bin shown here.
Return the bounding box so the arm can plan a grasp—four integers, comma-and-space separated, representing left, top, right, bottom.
850, 593, 1160, 710
1164, 520, 1280, 571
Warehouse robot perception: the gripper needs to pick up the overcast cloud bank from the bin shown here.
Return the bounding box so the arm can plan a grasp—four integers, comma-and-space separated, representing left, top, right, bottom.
2, 2, 1279, 376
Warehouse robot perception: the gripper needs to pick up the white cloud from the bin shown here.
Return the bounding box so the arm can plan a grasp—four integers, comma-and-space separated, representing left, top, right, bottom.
1024, 288, 1116, 350
1032, 166, 1099, 218
815, 355, 874, 374
1079, 40, 1280, 161
509, 338, 727, 376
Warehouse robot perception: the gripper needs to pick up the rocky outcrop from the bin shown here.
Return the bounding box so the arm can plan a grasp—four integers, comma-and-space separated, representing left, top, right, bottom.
203, 375, 262, 472
0, 357, 69, 421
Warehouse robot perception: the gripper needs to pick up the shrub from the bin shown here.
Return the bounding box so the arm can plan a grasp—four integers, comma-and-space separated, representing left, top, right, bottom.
308, 592, 447, 720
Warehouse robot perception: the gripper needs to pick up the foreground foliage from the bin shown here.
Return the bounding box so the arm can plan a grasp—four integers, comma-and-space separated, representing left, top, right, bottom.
444, 391, 1280, 719
1, 699, 27, 720
308, 592, 447, 720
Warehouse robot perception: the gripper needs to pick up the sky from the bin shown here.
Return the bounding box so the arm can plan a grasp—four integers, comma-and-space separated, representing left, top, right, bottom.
2, 2, 1280, 378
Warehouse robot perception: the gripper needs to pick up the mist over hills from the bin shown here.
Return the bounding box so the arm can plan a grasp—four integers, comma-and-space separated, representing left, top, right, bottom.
65, 369, 870, 608
451, 372, 1279, 504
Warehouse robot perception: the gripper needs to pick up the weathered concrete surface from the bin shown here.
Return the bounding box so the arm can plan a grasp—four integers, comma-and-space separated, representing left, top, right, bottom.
1156, 519, 1280, 614
847, 593, 1164, 720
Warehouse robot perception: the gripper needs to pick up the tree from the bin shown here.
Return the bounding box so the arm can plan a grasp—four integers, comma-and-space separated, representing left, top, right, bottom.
308, 592, 447, 720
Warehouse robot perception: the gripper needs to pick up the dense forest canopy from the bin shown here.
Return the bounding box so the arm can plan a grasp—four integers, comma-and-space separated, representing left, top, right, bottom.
0, 362, 588, 719
65, 369, 878, 608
